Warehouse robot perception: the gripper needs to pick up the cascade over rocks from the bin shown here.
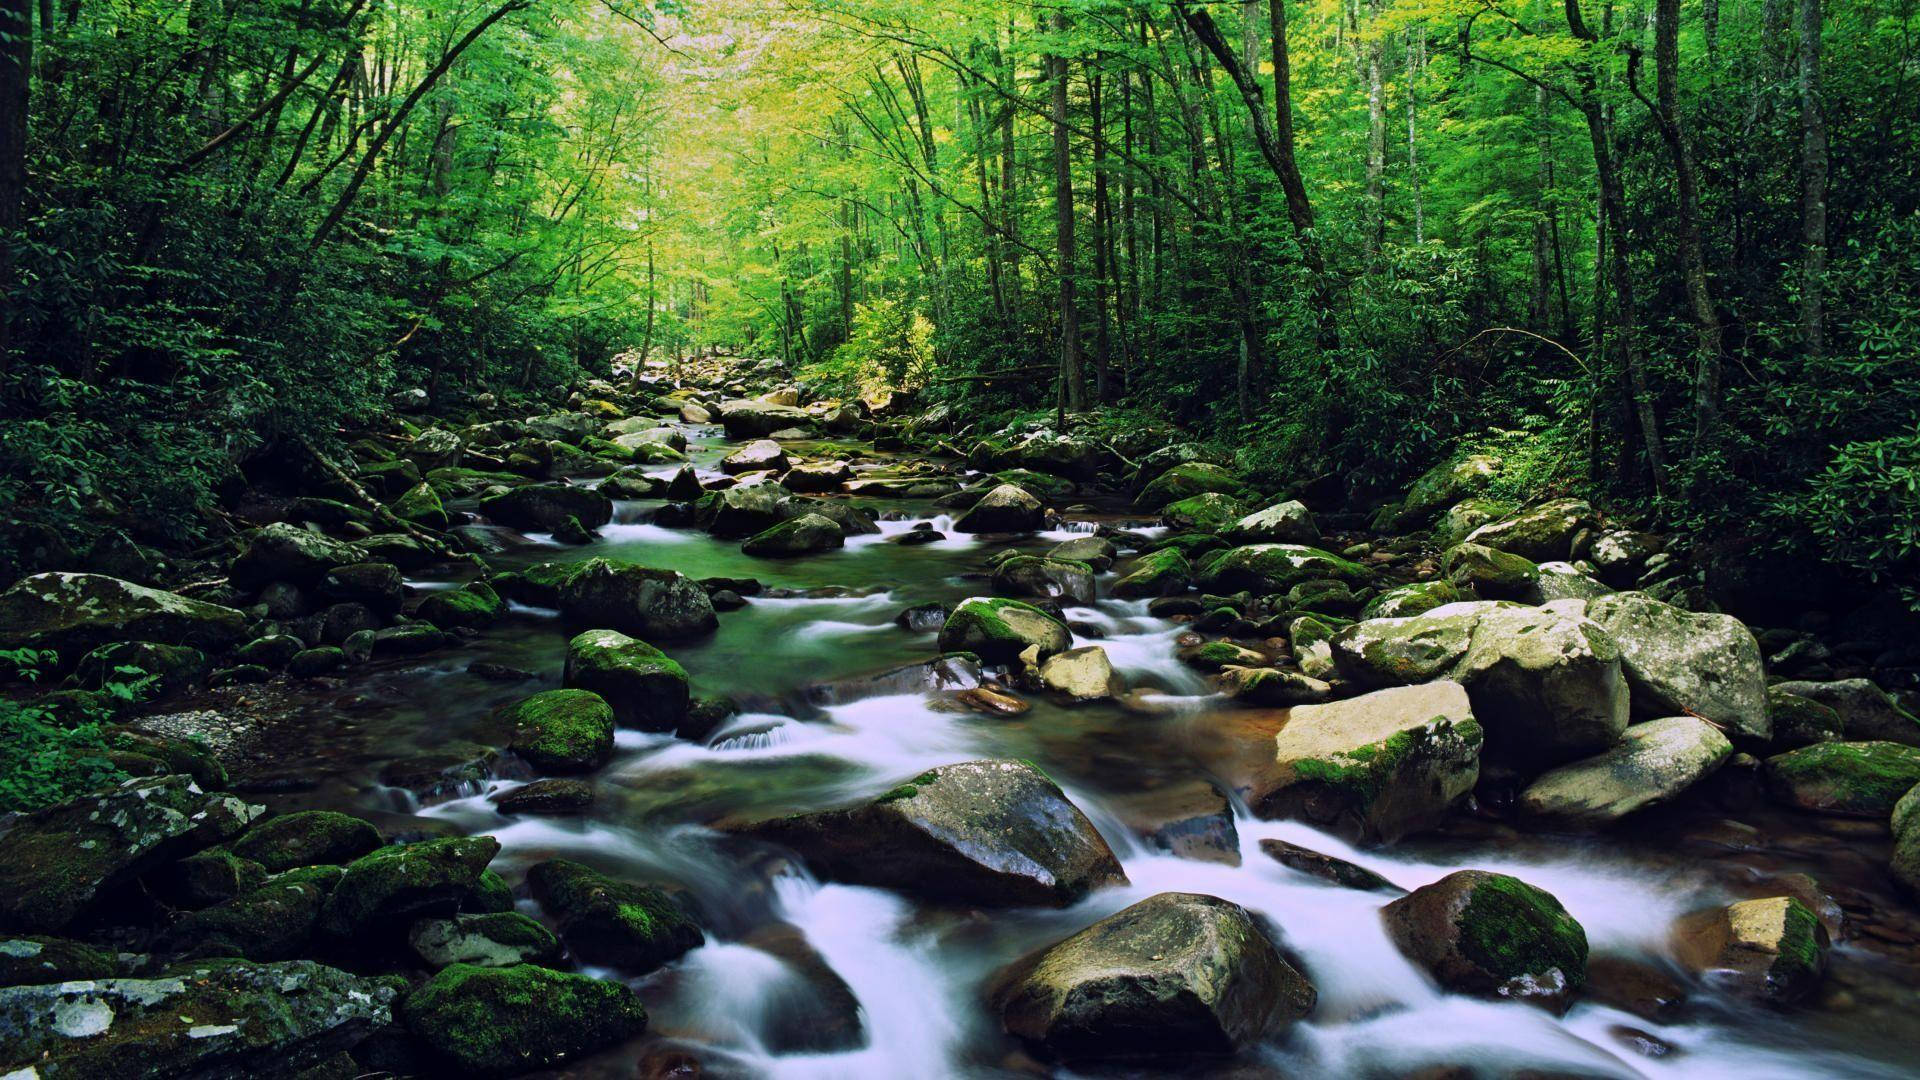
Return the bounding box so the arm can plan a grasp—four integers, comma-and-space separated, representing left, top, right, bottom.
527, 858, 703, 973
993, 892, 1316, 1059
738, 759, 1126, 907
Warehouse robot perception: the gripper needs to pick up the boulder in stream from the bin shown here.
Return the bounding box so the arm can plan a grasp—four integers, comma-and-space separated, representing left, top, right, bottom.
0, 572, 250, 658
1517, 716, 1733, 830
994, 892, 1315, 1060
230, 523, 371, 590
722, 438, 790, 475
991, 554, 1095, 605
401, 962, 647, 1076
937, 596, 1073, 663
319, 836, 501, 941
740, 759, 1126, 907
556, 557, 718, 640
718, 398, 813, 437
563, 628, 691, 732
229, 810, 383, 872
1770, 678, 1920, 746
1226, 500, 1320, 545
1195, 544, 1370, 597
478, 482, 614, 533
408, 911, 563, 970
1671, 896, 1828, 1005
742, 513, 846, 556
504, 688, 616, 773
527, 858, 703, 973
954, 483, 1044, 533
1110, 548, 1191, 599
1585, 591, 1770, 740
1252, 681, 1481, 843
1382, 869, 1589, 1014
1460, 497, 1597, 562
1039, 645, 1121, 702
1763, 740, 1920, 816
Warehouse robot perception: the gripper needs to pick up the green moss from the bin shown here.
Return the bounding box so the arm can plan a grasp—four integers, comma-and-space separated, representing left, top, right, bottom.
401, 963, 647, 1076
506, 689, 614, 773
230, 811, 382, 872
1767, 741, 1920, 815
877, 768, 942, 803
1455, 874, 1589, 989
420, 582, 504, 631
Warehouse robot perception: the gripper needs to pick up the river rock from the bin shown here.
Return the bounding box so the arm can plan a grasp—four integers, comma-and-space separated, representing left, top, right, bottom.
0, 935, 117, 985
955, 483, 1045, 533
0, 775, 259, 933
994, 892, 1315, 1060
1455, 601, 1629, 768
1196, 544, 1370, 596
479, 482, 614, 532
1135, 462, 1242, 510
319, 836, 501, 941
1382, 870, 1589, 1013
719, 398, 813, 437
1226, 500, 1320, 545
389, 480, 447, 530
938, 596, 1073, 663
1768, 688, 1843, 749
230, 810, 383, 873
1387, 454, 1502, 530
1161, 493, 1245, 532
556, 557, 718, 639
1006, 432, 1107, 481
504, 688, 616, 773
563, 627, 689, 730
159, 865, 339, 961
409, 911, 562, 970
0, 959, 400, 1077
1222, 667, 1333, 706
1892, 784, 1920, 895
722, 438, 790, 475
1770, 678, 1920, 746
493, 779, 595, 815
742, 513, 846, 556
318, 561, 405, 616
1111, 548, 1191, 599
1252, 681, 1482, 842
1361, 580, 1469, 620
1586, 591, 1769, 740
1671, 896, 1828, 1005
992, 555, 1095, 605
782, 460, 853, 492
1517, 717, 1734, 829
695, 481, 792, 537
1442, 542, 1540, 600
1590, 529, 1664, 586
527, 858, 703, 972
1461, 498, 1597, 562
231, 524, 371, 590
1039, 646, 1121, 702
741, 759, 1126, 907
417, 580, 505, 631
1533, 560, 1615, 601
1763, 740, 1920, 816
402, 962, 647, 1076
1111, 780, 1240, 864
1259, 839, 1402, 892
1048, 536, 1118, 572
0, 573, 250, 658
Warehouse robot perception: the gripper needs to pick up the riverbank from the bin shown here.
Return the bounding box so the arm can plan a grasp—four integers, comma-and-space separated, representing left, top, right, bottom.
3, 360, 1920, 1078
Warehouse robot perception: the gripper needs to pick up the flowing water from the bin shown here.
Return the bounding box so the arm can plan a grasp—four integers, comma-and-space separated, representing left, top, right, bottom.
244, 421, 1920, 1078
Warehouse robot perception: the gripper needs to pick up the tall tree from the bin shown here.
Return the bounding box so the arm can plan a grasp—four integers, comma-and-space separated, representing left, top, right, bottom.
0, 0, 28, 379
1050, 10, 1084, 414
1799, 0, 1828, 357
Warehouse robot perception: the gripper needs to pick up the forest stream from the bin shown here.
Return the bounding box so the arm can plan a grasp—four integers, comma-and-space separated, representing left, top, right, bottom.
59, 387, 1901, 1080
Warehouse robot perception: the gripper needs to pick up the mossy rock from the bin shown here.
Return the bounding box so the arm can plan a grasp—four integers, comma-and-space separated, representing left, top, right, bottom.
1672, 896, 1829, 1005
990, 555, 1096, 606
230, 811, 383, 873
408, 911, 563, 970
1764, 740, 1920, 817
1383, 869, 1588, 1014
1768, 689, 1843, 749
1135, 462, 1243, 510
1161, 493, 1246, 533
937, 596, 1072, 663
503, 689, 616, 774
70, 640, 209, 699
401, 963, 647, 1076
160, 867, 340, 961
287, 646, 345, 677
390, 482, 449, 531
562, 629, 690, 733
156, 848, 268, 908
0, 935, 119, 985
0, 572, 250, 659
741, 513, 846, 557
1196, 544, 1371, 597
1111, 548, 1193, 600
1361, 580, 1468, 620
1442, 542, 1540, 600
418, 581, 504, 632
479, 483, 614, 532
527, 858, 703, 973
319, 836, 501, 941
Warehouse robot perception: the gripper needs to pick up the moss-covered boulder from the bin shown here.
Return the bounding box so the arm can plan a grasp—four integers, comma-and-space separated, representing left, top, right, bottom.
937, 596, 1072, 663
318, 561, 405, 616
1224, 500, 1319, 546
955, 483, 1045, 533
1532, 561, 1615, 602
159, 866, 341, 961
721, 438, 790, 474
1442, 542, 1540, 600
1360, 580, 1469, 620
994, 892, 1316, 1060
0, 959, 401, 1077
1771, 678, 1920, 746
991, 555, 1096, 606
1220, 666, 1332, 707
694, 480, 794, 538
1196, 544, 1370, 597
157, 848, 268, 908
408, 912, 562, 970
319, 836, 501, 941
69, 640, 208, 699
1111, 548, 1192, 599
740, 760, 1126, 907
0, 573, 249, 658
230, 811, 383, 873
1892, 783, 1920, 896
230, 524, 371, 590
417, 580, 505, 631
741, 513, 845, 556
556, 557, 718, 640
1382, 870, 1589, 1013
1671, 896, 1828, 1005
1763, 741, 1920, 816
718, 397, 812, 437
1135, 462, 1243, 511
1386, 454, 1502, 531
1048, 536, 1119, 572
1768, 688, 1843, 749
1253, 681, 1482, 843
1461, 497, 1597, 562
0, 774, 260, 933
390, 481, 448, 530
401, 963, 647, 1076
1517, 717, 1733, 830
1586, 591, 1769, 741
479, 482, 613, 532
562, 628, 690, 733
493, 779, 596, 816
1161, 493, 1245, 533
526, 859, 703, 973
504, 689, 616, 773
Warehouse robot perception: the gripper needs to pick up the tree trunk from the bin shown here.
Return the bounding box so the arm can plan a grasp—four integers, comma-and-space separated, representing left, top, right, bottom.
1798, 0, 1827, 357
1050, 14, 1084, 416
1090, 63, 1113, 403
1364, 2, 1385, 255
0, 0, 29, 380
1406, 31, 1423, 244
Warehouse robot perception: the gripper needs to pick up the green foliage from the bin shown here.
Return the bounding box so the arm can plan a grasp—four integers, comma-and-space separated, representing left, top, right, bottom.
0, 696, 127, 814
804, 298, 934, 398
